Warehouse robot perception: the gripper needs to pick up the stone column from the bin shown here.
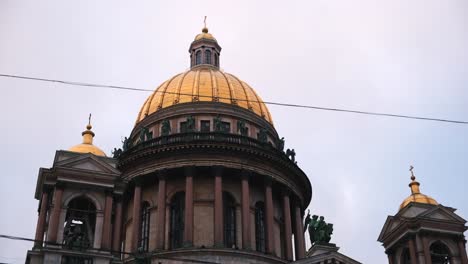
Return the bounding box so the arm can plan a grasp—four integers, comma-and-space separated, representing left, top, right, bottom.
241, 171, 252, 250
112, 197, 123, 254
421, 235, 432, 264
213, 166, 224, 247
93, 212, 104, 248
264, 177, 275, 254
282, 192, 293, 261
408, 237, 418, 264
34, 191, 49, 247
155, 173, 167, 250
101, 191, 113, 250
131, 182, 142, 252
184, 167, 195, 247
385, 250, 394, 264
294, 205, 306, 260
459, 239, 468, 264
47, 186, 64, 244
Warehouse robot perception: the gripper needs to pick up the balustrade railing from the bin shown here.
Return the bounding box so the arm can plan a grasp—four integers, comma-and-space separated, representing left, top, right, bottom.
125, 132, 276, 155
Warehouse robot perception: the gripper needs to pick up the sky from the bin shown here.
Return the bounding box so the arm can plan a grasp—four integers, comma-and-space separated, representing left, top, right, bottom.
0, 0, 467, 263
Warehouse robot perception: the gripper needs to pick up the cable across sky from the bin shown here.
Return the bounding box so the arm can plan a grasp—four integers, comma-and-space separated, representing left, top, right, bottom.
1, 73, 467, 125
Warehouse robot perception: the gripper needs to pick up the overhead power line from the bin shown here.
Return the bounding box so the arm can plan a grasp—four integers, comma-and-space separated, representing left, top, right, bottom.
1, 73, 467, 125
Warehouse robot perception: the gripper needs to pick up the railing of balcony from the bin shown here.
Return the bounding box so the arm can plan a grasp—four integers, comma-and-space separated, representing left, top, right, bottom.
124, 132, 277, 155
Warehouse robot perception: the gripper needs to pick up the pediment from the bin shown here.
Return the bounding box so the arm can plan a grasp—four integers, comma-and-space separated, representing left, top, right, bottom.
420, 206, 466, 223
54, 152, 120, 175
378, 216, 401, 241
399, 204, 430, 218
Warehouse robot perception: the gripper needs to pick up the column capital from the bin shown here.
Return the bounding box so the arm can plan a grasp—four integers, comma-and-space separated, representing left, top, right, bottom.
241, 169, 252, 181
281, 189, 292, 198
113, 194, 123, 203
41, 185, 53, 194
264, 175, 273, 186
184, 166, 196, 177
134, 177, 144, 187
212, 165, 223, 176
55, 182, 65, 189
157, 169, 169, 180
104, 189, 114, 196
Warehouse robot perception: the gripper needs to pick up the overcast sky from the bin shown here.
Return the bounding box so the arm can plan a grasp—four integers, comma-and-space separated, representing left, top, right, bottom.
1, 1, 467, 263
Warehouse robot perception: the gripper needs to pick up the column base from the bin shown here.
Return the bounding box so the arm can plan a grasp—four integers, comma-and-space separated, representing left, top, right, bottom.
183, 241, 194, 248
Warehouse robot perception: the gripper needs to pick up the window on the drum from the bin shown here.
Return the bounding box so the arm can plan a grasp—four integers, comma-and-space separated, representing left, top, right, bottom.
170, 192, 185, 249
223, 192, 237, 248
138, 201, 150, 252
195, 51, 202, 65
200, 120, 211, 132
221, 122, 230, 133
255, 201, 266, 253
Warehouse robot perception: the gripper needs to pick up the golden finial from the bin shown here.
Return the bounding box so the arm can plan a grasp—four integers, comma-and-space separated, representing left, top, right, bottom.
408, 165, 420, 194
202, 16, 208, 33
82, 114, 95, 143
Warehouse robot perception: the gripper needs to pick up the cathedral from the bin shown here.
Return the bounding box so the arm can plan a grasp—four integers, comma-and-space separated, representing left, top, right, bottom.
25, 25, 467, 264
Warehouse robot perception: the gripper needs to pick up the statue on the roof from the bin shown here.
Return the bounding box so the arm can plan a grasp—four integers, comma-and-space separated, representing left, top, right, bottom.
139, 126, 153, 142
122, 137, 131, 151
237, 120, 248, 136
286, 148, 296, 163
304, 210, 334, 245
258, 128, 268, 143
278, 137, 285, 151
186, 116, 196, 132
161, 119, 171, 136
112, 148, 122, 158
213, 115, 222, 132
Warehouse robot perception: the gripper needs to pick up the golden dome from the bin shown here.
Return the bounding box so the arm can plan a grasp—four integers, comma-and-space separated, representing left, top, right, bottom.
136, 66, 273, 125
399, 168, 438, 210
194, 27, 216, 41
69, 122, 106, 157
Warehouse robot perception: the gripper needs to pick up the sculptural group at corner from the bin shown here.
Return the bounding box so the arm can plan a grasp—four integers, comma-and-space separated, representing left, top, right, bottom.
303, 210, 334, 246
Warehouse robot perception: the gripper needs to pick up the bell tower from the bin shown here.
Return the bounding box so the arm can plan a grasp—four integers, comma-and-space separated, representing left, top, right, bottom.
378, 167, 468, 264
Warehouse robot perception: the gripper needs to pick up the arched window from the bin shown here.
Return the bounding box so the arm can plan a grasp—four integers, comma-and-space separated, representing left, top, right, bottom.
195, 51, 202, 65
62, 197, 96, 250
255, 201, 266, 253
139, 201, 150, 252
431, 242, 451, 264
223, 192, 236, 248
401, 248, 411, 264
170, 192, 185, 249
205, 50, 212, 64
214, 53, 219, 67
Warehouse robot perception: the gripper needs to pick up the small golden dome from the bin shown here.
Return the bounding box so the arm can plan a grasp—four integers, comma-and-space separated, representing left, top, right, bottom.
136, 66, 273, 125
69, 119, 106, 157
399, 167, 438, 210
194, 27, 216, 41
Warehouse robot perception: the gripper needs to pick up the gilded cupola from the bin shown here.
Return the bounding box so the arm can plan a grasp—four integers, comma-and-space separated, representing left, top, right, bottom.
68, 115, 106, 156
399, 166, 438, 210
135, 21, 273, 126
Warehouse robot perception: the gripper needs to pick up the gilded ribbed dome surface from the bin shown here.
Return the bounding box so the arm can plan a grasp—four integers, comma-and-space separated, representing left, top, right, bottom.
136, 66, 273, 125
194, 27, 216, 41
399, 193, 438, 210
69, 143, 106, 157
